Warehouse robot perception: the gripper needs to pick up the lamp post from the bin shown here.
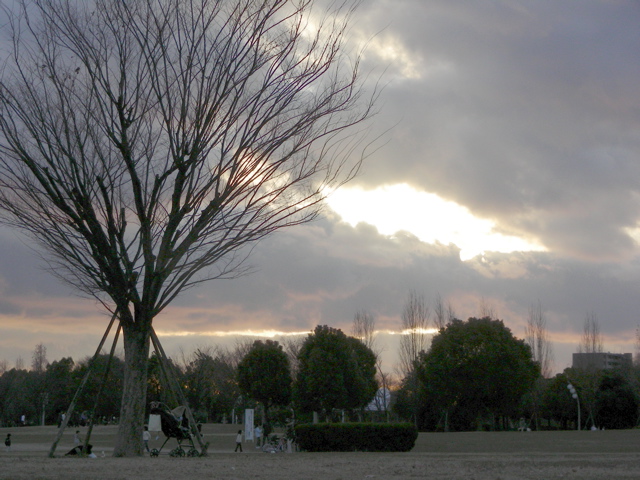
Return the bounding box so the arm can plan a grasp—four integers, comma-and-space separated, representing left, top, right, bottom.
567, 383, 580, 431
40, 392, 48, 426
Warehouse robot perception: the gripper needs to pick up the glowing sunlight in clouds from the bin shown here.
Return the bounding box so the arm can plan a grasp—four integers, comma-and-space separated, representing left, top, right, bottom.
326, 184, 546, 260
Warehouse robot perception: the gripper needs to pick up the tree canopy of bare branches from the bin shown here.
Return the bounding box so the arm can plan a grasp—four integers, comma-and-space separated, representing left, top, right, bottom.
433, 292, 455, 331
578, 312, 604, 354
31, 343, 49, 373
478, 296, 497, 320
398, 290, 429, 378
0, 0, 377, 456
352, 309, 376, 352
525, 300, 553, 378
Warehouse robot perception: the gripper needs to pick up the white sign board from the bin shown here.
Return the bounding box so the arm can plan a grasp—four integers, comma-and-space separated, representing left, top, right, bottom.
244, 409, 254, 441
148, 414, 162, 432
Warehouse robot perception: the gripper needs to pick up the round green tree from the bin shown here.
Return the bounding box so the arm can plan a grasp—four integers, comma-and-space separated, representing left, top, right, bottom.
419, 317, 540, 430
237, 340, 292, 425
293, 325, 377, 420
595, 373, 639, 429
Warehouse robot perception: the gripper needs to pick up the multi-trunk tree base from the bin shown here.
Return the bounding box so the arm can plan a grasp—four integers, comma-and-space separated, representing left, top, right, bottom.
48, 315, 207, 457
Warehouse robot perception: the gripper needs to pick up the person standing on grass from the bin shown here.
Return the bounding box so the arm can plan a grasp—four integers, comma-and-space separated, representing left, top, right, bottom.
4, 434, 11, 452
143, 426, 151, 454
74, 430, 82, 446
255, 425, 263, 448
234, 430, 243, 452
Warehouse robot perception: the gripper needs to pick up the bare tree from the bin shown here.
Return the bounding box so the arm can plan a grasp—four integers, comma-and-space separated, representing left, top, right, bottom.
525, 301, 553, 378
31, 343, 49, 373
15, 356, 24, 370
352, 309, 394, 419
433, 293, 455, 331
0, 0, 377, 456
524, 300, 553, 431
230, 338, 255, 368
352, 309, 376, 351
573, 312, 604, 428
0, 359, 7, 376
433, 293, 446, 331
374, 368, 397, 421
578, 312, 604, 354
446, 302, 456, 324
280, 334, 305, 378
478, 296, 497, 319
398, 290, 429, 379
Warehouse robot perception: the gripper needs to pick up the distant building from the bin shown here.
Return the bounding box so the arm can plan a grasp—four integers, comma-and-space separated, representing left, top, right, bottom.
572, 352, 632, 371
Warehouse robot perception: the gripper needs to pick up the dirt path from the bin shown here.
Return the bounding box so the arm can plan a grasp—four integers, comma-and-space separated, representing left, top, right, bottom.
2, 452, 640, 480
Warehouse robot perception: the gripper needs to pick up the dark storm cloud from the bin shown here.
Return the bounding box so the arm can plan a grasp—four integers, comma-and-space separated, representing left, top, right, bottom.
173, 213, 639, 338
160, 215, 467, 333
1, 210, 637, 373
156, 213, 640, 371
352, 1, 640, 260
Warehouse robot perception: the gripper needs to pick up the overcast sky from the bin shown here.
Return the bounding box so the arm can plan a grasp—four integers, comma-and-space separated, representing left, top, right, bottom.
1, 1, 640, 376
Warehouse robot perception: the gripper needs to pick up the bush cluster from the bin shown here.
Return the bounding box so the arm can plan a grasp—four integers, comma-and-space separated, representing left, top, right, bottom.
295, 422, 417, 452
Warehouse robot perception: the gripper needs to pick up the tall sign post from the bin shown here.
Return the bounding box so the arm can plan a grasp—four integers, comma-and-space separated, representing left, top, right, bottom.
244, 409, 254, 442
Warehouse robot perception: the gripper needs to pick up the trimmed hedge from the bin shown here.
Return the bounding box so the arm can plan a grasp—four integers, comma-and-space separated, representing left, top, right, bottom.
295, 423, 418, 452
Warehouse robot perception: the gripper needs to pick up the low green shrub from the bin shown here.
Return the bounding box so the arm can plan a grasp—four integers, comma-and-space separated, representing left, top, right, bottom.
295, 423, 417, 452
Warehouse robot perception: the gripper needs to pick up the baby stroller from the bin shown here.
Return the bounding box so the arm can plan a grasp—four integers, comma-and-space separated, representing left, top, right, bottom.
149, 401, 199, 457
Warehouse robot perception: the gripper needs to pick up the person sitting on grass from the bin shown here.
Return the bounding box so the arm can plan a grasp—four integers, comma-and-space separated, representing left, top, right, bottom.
65, 444, 97, 458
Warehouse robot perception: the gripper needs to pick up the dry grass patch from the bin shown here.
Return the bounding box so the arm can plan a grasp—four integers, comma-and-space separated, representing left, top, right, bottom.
1, 425, 639, 479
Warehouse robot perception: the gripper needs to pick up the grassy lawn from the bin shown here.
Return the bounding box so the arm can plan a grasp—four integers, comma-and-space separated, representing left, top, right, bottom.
5, 424, 640, 455
0, 424, 639, 479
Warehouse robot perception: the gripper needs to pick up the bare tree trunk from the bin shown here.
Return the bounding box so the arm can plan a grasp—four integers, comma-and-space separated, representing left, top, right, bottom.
114, 323, 151, 457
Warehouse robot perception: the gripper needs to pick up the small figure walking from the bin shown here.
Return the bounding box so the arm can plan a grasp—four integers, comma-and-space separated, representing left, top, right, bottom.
255, 425, 263, 448
143, 426, 151, 454
4, 434, 11, 452
73, 430, 82, 446
234, 430, 243, 452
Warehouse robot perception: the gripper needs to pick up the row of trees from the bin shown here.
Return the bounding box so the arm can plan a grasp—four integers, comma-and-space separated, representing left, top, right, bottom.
0, 351, 124, 428
528, 368, 639, 431
0, 325, 379, 428
390, 296, 640, 432
237, 325, 377, 425
3, 309, 639, 432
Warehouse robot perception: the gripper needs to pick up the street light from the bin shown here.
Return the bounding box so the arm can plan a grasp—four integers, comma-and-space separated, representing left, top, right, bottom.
567, 383, 580, 431
40, 392, 48, 426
